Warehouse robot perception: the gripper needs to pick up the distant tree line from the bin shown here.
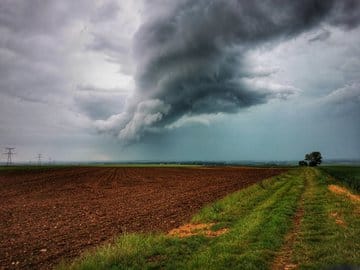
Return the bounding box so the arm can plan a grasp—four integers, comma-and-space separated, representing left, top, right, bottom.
299, 151, 322, 167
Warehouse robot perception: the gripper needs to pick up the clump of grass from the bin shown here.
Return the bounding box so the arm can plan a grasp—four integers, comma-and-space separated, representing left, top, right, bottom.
58, 234, 210, 270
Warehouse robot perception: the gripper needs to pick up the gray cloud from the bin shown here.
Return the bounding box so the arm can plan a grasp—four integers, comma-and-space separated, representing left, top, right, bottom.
322, 82, 360, 114
0, 0, 135, 161
308, 29, 331, 42
74, 85, 127, 120
0, 0, 135, 114
0, 0, 92, 105
0, 1, 93, 35
98, 0, 360, 143
90, 1, 120, 23
96, 99, 171, 141
85, 1, 141, 75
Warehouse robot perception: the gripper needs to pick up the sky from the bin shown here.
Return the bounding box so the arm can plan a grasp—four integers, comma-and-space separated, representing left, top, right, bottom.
0, 0, 359, 163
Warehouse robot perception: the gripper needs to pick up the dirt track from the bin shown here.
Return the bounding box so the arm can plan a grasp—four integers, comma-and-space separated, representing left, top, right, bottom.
0, 166, 286, 269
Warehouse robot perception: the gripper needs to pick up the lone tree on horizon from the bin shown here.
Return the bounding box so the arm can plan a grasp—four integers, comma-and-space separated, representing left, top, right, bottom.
305, 151, 322, 167
298, 160, 308, 166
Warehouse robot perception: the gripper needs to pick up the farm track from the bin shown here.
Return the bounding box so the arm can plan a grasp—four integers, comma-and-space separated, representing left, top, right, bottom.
271, 170, 308, 270
0, 166, 286, 269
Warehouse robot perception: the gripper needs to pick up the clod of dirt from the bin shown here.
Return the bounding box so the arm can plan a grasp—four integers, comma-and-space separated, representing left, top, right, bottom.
168, 223, 228, 238
328, 185, 360, 203
329, 212, 347, 227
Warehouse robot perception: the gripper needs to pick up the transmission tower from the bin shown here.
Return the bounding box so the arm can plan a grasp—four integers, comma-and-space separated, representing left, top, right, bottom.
4, 147, 15, 166
37, 153, 42, 166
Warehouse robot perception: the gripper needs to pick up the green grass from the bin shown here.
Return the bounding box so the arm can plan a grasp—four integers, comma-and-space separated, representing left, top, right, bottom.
57, 168, 360, 270
321, 166, 360, 192
292, 168, 360, 269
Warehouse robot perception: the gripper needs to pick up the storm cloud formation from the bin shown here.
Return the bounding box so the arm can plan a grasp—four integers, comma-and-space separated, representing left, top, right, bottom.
96, 0, 360, 143
0, 0, 359, 162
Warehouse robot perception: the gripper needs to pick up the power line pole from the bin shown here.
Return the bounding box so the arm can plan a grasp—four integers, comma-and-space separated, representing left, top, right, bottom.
3, 147, 15, 166
37, 153, 42, 166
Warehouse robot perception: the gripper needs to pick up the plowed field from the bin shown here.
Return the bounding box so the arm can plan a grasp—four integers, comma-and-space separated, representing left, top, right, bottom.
0, 166, 286, 269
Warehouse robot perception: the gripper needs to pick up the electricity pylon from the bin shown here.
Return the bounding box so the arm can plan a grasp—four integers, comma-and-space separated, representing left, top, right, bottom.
4, 147, 15, 166
37, 153, 42, 166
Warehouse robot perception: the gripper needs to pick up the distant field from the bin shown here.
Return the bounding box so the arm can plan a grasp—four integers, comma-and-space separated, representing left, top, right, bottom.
0, 164, 200, 171
0, 165, 73, 172
321, 166, 360, 192
0, 163, 290, 170
95, 163, 202, 168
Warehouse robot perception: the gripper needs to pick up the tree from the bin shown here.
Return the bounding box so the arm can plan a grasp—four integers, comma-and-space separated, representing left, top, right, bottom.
298, 160, 308, 166
305, 151, 322, 167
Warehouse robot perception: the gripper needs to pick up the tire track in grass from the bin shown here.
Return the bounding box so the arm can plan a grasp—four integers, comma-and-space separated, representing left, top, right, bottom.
271, 169, 309, 270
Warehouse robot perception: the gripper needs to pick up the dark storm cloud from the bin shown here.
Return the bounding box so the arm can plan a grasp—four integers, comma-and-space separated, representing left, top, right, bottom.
327, 0, 360, 29
98, 0, 360, 143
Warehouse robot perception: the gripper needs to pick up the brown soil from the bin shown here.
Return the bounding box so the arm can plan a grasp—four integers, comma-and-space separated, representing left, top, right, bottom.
0, 166, 285, 269
328, 185, 360, 203
168, 223, 228, 238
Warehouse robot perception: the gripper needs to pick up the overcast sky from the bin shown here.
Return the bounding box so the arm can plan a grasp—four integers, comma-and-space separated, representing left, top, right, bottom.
0, 0, 359, 163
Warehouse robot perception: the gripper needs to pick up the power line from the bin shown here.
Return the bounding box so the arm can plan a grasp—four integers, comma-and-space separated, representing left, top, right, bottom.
37, 153, 42, 166
3, 147, 15, 166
